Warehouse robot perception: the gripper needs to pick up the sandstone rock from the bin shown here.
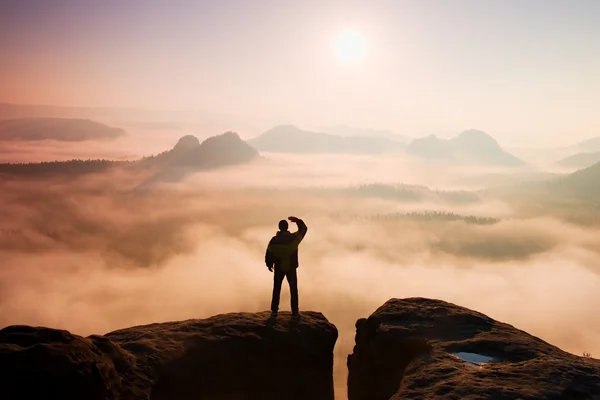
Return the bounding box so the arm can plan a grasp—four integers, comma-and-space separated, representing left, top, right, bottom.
107, 311, 338, 400
138, 131, 259, 185
0, 325, 149, 400
152, 131, 258, 169
0, 311, 337, 400
347, 297, 600, 400
172, 134, 201, 153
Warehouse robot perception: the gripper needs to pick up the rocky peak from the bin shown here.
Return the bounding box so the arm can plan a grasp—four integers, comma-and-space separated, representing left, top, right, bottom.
452, 129, 499, 149
198, 130, 245, 150
348, 297, 600, 400
172, 134, 200, 152
0, 311, 338, 400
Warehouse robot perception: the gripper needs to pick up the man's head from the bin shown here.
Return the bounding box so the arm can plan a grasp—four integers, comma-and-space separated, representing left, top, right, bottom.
278, 219, 289, 231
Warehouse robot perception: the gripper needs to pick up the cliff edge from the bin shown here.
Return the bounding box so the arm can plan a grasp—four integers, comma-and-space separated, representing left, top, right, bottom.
0, 311, 338, 400
347, 297, 600, 400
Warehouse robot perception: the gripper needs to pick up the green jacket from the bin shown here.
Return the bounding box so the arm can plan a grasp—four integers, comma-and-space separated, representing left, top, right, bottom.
265, 219, 308, 272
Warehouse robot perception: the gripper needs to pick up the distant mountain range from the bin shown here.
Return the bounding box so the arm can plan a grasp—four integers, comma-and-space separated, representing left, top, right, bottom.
144, 132, 258, 169
0, 132, 259, 179
549, 159, 600, 199
138, 131, 258, 184
550, 136, 600, 169
405, 129, 526, 167
248, 125, 405, 154
555, 151, 600, 169
571, 137, 600, 153
0, 118, 125, 141
319, 125, 411, 143
250, 125, 526, 166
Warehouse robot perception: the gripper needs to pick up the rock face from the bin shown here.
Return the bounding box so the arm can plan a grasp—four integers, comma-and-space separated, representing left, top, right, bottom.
0, 325, 150, 400
0, 311, 338, 400
347, 298, 600, 400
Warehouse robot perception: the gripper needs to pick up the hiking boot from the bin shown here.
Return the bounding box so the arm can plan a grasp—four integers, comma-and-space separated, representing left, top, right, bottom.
291, 312, 300, 320
269, 311, 278, 318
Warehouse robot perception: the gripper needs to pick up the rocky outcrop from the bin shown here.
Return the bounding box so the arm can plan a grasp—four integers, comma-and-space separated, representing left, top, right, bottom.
0, 311, 338, 400
0, 325, 149, 399
347, 297, 600, 400
172, 134, 201, 153
152, 131, 258, 169
137, 131, 259, 185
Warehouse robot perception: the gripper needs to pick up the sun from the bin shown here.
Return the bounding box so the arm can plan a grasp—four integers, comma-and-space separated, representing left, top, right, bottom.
334, 30, 366, 64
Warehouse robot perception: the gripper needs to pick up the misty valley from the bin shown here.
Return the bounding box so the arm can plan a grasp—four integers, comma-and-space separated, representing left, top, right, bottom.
1, 115, 600, 399
4, 1, 600, 396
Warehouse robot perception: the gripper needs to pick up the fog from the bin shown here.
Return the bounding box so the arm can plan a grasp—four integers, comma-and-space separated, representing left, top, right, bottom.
1, 157, 599, 398
0, 127, 193, 163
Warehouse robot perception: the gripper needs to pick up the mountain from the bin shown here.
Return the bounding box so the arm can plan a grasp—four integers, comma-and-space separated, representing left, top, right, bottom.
320, 125, 411, 143
0, 118, 125, 141
573, 137, 600, 153
248, 125, 405, 154
147, 131, 258, 169
406, 129, 526, 166
405, 134, 451, 160
553, 136, 600, 162
549, 160, 600, 199
138, 132, 259, 184
0, 311, 338, 400
0, 132, 258, 179
556, 151, 600, 169
348, 297, 600, 400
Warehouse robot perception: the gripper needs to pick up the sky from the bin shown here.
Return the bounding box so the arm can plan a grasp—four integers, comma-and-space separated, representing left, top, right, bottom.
1, 0, 600, 145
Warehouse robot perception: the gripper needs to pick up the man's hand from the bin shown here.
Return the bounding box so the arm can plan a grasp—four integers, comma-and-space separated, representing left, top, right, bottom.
267, 264, 273, 272
288, 216, 299, 223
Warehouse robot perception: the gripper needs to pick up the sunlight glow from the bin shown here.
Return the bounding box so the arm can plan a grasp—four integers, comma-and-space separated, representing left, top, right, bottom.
334, 30, 366, 64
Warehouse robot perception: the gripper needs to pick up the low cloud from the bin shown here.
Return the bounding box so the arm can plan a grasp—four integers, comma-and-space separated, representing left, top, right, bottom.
1, 161, 599, 398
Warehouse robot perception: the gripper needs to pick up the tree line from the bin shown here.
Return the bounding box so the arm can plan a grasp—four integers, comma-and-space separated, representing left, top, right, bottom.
0, 159, 135, 175
330, 210, 499, 225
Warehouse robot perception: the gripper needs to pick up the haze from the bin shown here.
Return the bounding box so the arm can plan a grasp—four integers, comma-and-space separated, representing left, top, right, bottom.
2, 1, 600, 399
2, 0, 600, 145
1, 161, 600, 398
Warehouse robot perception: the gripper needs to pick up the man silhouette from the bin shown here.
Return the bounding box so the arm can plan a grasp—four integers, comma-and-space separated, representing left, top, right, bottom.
265, 216, 308, 318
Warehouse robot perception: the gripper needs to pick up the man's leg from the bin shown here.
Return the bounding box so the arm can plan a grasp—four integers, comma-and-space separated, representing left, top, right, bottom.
286, 268, 299, 315
270, 266, 285, 314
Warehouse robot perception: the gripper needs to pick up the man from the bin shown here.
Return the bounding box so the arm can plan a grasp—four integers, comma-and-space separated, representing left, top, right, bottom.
265, 216, 308, 319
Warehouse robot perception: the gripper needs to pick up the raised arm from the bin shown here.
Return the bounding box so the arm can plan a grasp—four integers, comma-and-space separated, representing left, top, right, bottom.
288, 216, 308, 245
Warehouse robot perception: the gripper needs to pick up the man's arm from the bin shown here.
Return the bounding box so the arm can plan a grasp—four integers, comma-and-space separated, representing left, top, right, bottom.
265, 238, 274, 271
288, 216, 308, 246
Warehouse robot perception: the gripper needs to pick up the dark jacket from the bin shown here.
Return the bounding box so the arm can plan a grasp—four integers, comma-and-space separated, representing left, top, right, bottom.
265, 219, 308, 272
